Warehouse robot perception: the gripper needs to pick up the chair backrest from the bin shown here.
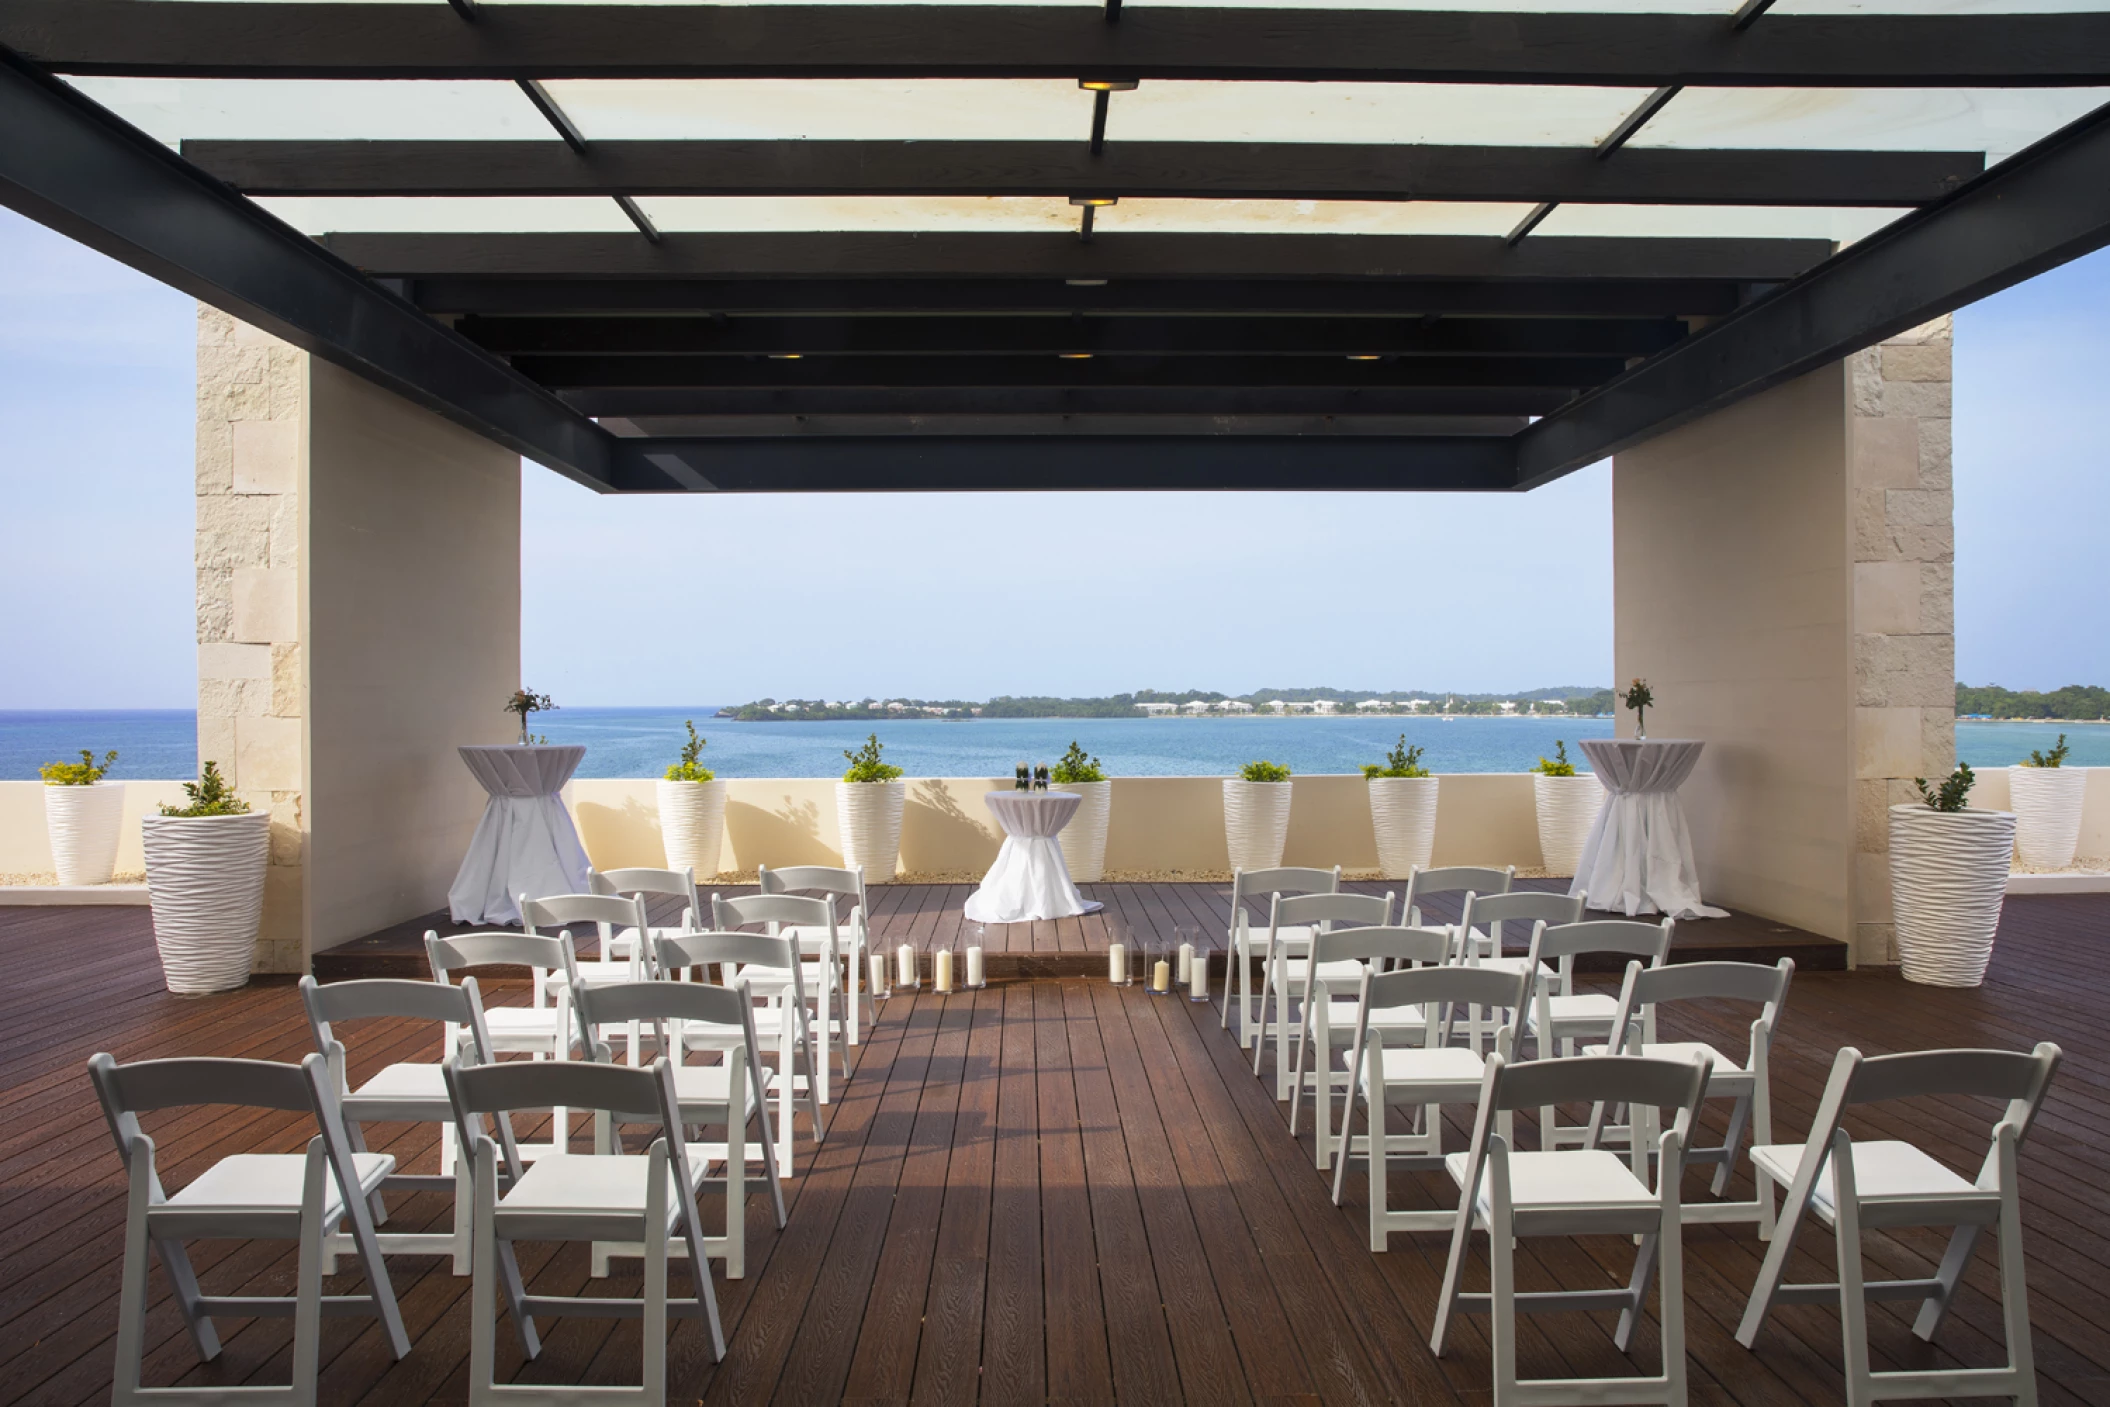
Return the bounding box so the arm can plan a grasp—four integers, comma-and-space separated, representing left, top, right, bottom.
1404, 864, 1515, 926
1308, 924, 1453, 969
593, 866, 699, 925
1610, 958, 1794, 1065
1272, 890, 1392, 932
301, 974, 497, 1089
1457, 889, 1586, 959
425, 930, 581, 1011
1230, 865, 1340, 935
445, 1054, 689, 1179
523, 890, 647, 935
657, 929, 802, 976
1359, 963, 1532, 1053
1526, 917, 1673, 991
759, 864, 866, 909
714, 891, 835, 932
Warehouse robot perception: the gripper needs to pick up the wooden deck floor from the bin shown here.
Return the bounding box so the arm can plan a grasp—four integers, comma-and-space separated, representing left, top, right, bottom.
5, 897, 2102, 1405
314, 879, 1846, 981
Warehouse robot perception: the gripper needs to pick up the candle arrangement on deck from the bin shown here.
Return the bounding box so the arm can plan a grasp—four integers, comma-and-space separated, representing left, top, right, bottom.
896, 942, 919, 992
963, 923, 988, 989
1144, 932, 1177, 995
869, 952, 889, 1005
934, 945, 956, 994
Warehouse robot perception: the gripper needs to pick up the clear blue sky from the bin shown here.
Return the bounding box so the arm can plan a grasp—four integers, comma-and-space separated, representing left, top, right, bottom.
1, 204, 2103, 708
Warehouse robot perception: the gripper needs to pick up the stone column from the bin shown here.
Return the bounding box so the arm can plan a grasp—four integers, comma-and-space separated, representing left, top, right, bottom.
194, 307, 305, 974
1850, 318, 1956, 965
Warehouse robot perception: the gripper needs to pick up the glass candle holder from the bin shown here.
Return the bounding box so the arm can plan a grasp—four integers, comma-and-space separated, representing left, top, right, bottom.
895, 942, 920, 992
1144, 943, 1175, 996
1107, 940, 1133, 987
1188, 944, 1212, 1003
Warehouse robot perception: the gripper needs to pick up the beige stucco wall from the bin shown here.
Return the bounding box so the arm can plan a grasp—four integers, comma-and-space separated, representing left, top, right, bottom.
1614, 365, 1856, 943
303, 360, 521, 953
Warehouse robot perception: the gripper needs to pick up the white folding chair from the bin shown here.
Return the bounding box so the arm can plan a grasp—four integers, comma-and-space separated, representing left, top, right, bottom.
525, 892, 656, 1063
1432, 1052, 1713, 1407
713, 891, 845, 1103
89, 1052, 411, 1407
1523, 917, 1674, 1147
658, 929, 826, 1175
1285, 923, 1453, 1169
301, 973, 501, 1274
1403, 864, 1516, 930
426, 929, 584, 1161
1253, 889, 1394, 1097
1588, 959, 1795, 1233
591, 865, 702, 964
1331, 963, 1533, 1248
1737, 1042, 2062, 1406
572, 979, 787, 1279
1454, 888, 1583, 975
445, 1055, 728, 1403
758, 863, 873, 1046
1222, 864, 1340, 1046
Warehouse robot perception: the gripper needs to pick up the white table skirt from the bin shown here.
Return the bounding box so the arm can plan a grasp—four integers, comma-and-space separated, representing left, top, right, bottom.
964, 790, 1104, 923
449, 745, 592, 926
1569, 738, 1728, 921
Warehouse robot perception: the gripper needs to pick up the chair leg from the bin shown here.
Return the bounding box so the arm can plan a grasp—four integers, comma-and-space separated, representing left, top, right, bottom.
447, 1120, 473, 1275
644, 1156, 669, 1405
1658, 1206, 1688, 1405
1430, 1145, 1482, 1357
1367, 1094, 1389, 1252
291, 1144, 327, 1407
1616, 1231, 1659, 1353
1712, 1092, 1753, 1198
846, 950, 863, 1048
1833, 1162, 1874, 1407
1488, 1158, 1518, 1401
725, 1063, 747, 1280
113, 1153, 157, 1404
814, 980, 833, 1105
1996, 1173, 2038, 1405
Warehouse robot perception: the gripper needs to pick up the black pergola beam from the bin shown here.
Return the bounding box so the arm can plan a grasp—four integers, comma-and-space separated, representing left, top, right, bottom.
1517, 99, 2110, 487
613, 413, 1532, 438
0, 51, 626, 491
15, 3, 2110, 86
565, 386, 1572, 418
189, 139, 1976, 208
516, 353, 1619, 391
461, 314, 1685, 360
606, 435, 1519, 493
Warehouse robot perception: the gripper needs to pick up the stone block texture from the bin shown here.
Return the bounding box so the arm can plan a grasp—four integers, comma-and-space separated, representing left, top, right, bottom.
1849, 316, 1956, 966
196, 306, 306, 975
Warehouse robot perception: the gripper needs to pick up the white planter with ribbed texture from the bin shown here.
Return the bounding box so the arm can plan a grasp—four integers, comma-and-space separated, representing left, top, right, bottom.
1888, 804, 2014, 988
1533, 773, 1605, 877
2008, 766, 2087, 869
657, 778, 728, 878
1367, 777, 1439, 879
1223, 780, 1293, 872
141, 810, 269, 995
44, 781, 125, 885
836, 780, 906, 880
1057, 780, 1112, 882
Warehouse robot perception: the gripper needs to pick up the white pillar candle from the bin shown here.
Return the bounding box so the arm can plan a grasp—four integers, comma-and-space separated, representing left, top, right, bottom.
1177, 942, 1195, 984
1190, 950, 1209, 998
869, 953, 888, 1001
1108, 943, 1127, 984
1152, 959, 1172, 992
935, 948, 954, 994
966, 945, 985, 987
897, 943, 916, 988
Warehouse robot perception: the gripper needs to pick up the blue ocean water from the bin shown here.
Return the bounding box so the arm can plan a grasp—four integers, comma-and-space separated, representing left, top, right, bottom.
2, 708, 2100, 780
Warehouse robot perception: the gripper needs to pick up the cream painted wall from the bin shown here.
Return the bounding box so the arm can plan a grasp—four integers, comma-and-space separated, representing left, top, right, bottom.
0, 783, 190, 874
1614, 365, 1856, 942
302, 361, 521, 952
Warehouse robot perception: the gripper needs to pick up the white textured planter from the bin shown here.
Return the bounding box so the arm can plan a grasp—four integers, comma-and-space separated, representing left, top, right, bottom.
656, 778, 728, 878
2008, 766, 2087, 869
836, 780, 907, 879
141, 811, 270, 995
1532, 773, 1605, 877
1889, 805, 2015, 988
1057, 780, 1113, 882
1223, 780, 1293, 872
1367, 777, 1439, 879
44, 781, 126, 886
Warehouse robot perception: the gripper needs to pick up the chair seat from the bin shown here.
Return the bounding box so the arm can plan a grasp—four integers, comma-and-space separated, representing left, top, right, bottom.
1281, 957, 1370, 986
167, 1151, 394, 1222
1308, 1000, 1427, 1034
1243, 925, 1317, 952
345, 1062, 450, 1113
1527, 993, 1622, 1032
481, 1007, 570, 1047
545, 961, 644, 995
1444, 1149, 1657, 1217
1471, 955, 1558, 982
735, 961, 839, 995
500, 1150, 710, 1232
1582, 1040, 1749, 1087
1750, 1140, 1978, 1217
783, 923, 861, 953
1366, 1045, 1490, 1095
668, 1062, 771, 1114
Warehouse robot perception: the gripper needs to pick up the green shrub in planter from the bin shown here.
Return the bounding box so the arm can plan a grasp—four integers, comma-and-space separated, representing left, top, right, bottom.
1239, 759, 1291, 783
665, 720, 715, 782
1531, 740, 1578, 777
1051, 741, 1106, 785
41, 749, 118, 785
843, 734, 905, 783
2022, 735, 2070, 769
160, 761, 250, 818
1362, 735, 1430, 780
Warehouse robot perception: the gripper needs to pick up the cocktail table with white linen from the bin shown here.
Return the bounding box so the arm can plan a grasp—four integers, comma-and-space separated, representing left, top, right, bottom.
448, 744, 591, 925
1570, 738, 1727, 920
964, 790, 1105, 923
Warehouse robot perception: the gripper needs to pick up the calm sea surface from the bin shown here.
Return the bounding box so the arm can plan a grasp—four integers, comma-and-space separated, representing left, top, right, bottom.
2, 708, 2101, 780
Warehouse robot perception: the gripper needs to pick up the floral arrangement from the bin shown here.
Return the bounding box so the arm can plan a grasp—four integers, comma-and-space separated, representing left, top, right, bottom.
2022, 734, 2070, 768
1915, 762, 1976, 813
1531, 740, 1578, 777
1051, 741, 1106, 785
1362, 735, 1430, 779
41, 748, 117, 786
158, 760, 250, 817
664, 720, 714, 782
1239, 759, 1292, 783
1623, 678, 1654, 736
842, 733, 905, 783
505, 689, 557, 745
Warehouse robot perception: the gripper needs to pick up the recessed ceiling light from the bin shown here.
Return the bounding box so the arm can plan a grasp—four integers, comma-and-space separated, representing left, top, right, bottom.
1068, 195, 1119, 208
1065, 278, 1109, 287
768, 353, 803, 360
1058, 352, 1094, 360
1078, 78, 1140, 92
1345, 354, 1383, 362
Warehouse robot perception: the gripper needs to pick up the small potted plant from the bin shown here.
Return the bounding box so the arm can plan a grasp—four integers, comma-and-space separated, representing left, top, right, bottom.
1623, 678, 1654, 739
505, 689, 557, 744
1363, 736, 1437, 878
141, 761, 268, 995
1224, 759, 1293, 872
1530, 740, 1604, 876
1050, 741, 1111, 882
2009, 733, 2085, 869
40, 748, 123, 886
836, 734, 907, 879
657, 720, 726, 879
1889, 763, 2014, 987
